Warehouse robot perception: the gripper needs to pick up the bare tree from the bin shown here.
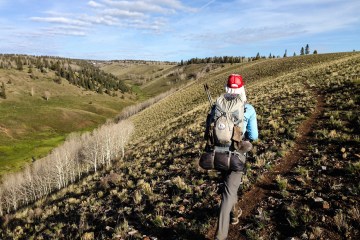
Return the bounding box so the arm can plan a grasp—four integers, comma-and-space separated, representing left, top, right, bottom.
0, 117, 135, 215
102, 124, 114, 167
2, 173, 21, 212
81, 131, 101, 172
23, 165, 38, 201
32, 157, 54, 197
0, 186, 4, 216
115, 121, 135, 159
64, 134, 82, 183
52, 148, 68, 189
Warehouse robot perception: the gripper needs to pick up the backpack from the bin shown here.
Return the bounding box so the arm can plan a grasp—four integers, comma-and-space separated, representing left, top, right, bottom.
211, 93, 245, 148
200, 93, 250, 171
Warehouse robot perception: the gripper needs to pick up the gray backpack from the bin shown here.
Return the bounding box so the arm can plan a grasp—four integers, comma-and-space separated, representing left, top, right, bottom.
212, 94, 245, 147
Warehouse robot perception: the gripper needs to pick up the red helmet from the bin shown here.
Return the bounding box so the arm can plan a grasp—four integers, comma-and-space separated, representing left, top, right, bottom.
227, 74, 243, 88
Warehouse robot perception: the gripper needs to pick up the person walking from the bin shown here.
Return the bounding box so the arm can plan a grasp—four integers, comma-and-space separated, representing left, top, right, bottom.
205, 74, 258, 240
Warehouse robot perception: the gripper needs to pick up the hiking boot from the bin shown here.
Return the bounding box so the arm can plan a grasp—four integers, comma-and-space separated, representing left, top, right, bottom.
230, 205, 242, 225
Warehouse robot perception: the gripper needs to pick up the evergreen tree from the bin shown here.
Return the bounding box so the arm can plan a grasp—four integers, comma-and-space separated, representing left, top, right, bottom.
44, 59, 50, 69
98, 86, 103, 94
293, 52, 296, 57
283, 49, 287, 58
88, 80, 95, 90
313, 50, 318, 54
300, 47, 305, 55
35, 58, 43, 70
16, 57, 23, 71
59, 67, 65, 78
305, 44, 310, 55
0, 82, 6, 99
255, 52, 260, 60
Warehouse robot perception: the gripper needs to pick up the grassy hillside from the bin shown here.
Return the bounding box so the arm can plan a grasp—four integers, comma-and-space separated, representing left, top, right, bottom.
0, 64, 134, 176
1, 52, 359, 239
100, 61, 175, 82
101, 60, 227, 98
130, 52, 357, 138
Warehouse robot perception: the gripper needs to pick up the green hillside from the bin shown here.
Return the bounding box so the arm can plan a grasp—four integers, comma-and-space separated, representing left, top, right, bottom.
0, 67, 133, 175
1, 52, 359, 240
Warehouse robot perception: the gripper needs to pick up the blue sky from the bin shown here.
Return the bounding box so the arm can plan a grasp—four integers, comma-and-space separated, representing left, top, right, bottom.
0, 0, 359, 61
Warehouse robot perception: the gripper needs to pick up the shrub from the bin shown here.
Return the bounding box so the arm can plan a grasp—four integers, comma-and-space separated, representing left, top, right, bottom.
275, 175, 288, 191
334, 211, 349, 232
53, 76, 62, 84
0, 82, 6, 99
43, 91, 50, 100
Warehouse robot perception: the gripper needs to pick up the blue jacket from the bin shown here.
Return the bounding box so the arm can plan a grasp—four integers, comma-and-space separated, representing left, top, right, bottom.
206, 101, 258, 142
243, 103, 258, 141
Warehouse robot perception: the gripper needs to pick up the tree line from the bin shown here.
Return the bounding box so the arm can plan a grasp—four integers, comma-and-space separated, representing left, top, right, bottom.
182, 56, 247, 65
0, 120, 134, 216
107, 59, 177, 65
182, 44, 317, 64
0, 54, 129, 95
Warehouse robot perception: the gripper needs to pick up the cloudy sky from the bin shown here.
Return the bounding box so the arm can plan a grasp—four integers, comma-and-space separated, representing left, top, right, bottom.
0, 0, 359, 61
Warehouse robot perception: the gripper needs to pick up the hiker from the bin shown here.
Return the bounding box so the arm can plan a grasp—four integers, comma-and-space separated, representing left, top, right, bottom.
203, 74, 258, 240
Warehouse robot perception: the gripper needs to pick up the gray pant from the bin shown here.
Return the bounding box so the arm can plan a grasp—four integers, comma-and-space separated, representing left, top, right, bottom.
215, 170, 243, 240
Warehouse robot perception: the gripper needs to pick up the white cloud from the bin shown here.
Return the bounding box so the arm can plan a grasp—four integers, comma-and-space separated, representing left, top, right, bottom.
8, 25, 87, 38
151, 0, 192, 10
102, 8, 145, 18
45, 29, 87, 36
101, 0, 174, 14
28, 0, 196, 35
100, 0, 194, 14
88, 0, 103, 8
42, 25, 88, 36
79, 14, 119, 26
30, 17, 89, 26
132, 18, 166, 31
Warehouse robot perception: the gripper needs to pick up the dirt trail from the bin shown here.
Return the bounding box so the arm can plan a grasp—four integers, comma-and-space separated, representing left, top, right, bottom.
206, 89, 325, 239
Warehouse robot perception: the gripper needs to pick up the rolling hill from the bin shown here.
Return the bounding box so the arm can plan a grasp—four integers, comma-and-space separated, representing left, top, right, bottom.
0, 52, 359, 240
0, 56, 135, 176
100, 60, 228, 98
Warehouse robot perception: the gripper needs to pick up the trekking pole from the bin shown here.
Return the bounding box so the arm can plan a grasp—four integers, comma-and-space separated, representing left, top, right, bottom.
203, 84, 213, 108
